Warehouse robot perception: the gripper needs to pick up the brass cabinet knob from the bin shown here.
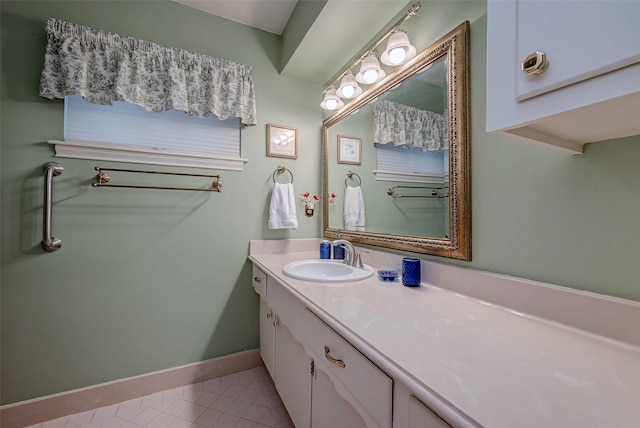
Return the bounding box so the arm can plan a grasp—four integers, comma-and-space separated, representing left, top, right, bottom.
522, 51, 549, 75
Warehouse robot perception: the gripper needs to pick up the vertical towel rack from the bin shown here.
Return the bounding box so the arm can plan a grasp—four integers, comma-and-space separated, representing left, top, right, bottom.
92, 167, 222, 192
42, 162, 64, 252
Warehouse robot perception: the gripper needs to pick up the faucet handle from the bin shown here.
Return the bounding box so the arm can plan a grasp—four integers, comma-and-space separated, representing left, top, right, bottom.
354, 251, 369, 269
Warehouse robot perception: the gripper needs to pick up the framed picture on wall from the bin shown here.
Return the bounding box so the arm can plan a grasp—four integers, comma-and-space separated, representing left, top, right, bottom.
337, 135, 361, 165
267, 124, 298, 159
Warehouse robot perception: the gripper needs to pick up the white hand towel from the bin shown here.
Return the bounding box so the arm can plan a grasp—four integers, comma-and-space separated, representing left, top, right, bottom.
344, 186, 365, 231
269, 182, 298, 229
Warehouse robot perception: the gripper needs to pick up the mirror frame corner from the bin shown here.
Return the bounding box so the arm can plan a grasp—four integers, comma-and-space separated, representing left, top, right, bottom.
322, 21, 471, 261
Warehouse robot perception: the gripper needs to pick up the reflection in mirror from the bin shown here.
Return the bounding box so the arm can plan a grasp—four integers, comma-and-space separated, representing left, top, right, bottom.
323, 22, 470, 260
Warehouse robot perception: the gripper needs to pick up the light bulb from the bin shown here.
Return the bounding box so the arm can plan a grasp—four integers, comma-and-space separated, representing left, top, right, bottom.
336, 73, 362, 99
320, 86, 344, 110
341, 85, 355, 98
363, 69, 378, 84
389, 47, 406, 65
381, 29, 416, 66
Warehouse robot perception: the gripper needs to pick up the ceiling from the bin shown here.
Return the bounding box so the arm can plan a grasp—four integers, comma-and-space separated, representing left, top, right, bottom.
172, 0, 298, 35
172, 0, 411, 85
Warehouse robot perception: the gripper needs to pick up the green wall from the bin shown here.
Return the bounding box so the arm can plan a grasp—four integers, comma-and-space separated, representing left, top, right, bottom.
1, 1, 322, 404
2, 0, 640, 407
398, 1, 640, 303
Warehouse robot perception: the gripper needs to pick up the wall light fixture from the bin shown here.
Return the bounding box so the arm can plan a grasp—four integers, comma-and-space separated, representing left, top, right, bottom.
355, 53, 385, 85
381, 29, 417, 66
336, 72, 363, 99
320, 86, 345, 111
320, 2, 421, 111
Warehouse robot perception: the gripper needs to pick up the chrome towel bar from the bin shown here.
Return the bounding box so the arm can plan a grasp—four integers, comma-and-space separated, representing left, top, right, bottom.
387, 185, 448, 199
92, 166, 222, 192
42, 162, 64, 252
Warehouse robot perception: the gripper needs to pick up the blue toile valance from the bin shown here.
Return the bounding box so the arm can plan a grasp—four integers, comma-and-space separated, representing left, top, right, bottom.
373, 99, 447, 152
39, 18, 257, 126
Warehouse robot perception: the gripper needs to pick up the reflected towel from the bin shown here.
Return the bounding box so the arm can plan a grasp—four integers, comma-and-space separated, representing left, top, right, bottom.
344, 186, 365, 231
269, 182, 298, 229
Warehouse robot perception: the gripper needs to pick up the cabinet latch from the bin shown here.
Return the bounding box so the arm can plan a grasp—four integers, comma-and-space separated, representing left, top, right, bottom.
522, 51, 549, 75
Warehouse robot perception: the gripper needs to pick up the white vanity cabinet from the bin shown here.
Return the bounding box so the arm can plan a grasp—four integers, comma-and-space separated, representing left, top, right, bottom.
486, 0, 640, 153
252, 266, 395, 428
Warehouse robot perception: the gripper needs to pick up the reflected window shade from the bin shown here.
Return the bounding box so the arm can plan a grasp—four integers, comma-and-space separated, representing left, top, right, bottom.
376, 144, 444, 175
65, 96, 240, 158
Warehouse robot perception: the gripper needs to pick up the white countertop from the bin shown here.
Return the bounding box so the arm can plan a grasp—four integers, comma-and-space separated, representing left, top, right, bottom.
249, 241, 640, 428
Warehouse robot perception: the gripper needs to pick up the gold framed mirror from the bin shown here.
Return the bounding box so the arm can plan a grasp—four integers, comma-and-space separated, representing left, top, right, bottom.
323, 21, 471, 260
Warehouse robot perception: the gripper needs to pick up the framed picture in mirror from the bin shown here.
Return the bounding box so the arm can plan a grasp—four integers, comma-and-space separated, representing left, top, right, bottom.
337, 135, 362, 165
267, 124, 298, 159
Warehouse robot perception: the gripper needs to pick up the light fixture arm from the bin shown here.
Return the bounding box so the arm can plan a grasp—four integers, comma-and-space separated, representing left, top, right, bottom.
322, 2, 421, 93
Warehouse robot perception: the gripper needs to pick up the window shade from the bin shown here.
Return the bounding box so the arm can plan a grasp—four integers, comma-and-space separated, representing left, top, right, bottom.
65, 96, 240, 158
375, 144, 447, 183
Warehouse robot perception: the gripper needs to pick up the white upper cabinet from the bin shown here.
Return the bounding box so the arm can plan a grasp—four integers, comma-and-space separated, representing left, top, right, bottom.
486, 0, 640, 153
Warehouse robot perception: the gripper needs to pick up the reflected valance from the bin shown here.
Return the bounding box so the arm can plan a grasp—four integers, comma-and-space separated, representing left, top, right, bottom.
373, 99, 447, 152
39, 18, 257, 126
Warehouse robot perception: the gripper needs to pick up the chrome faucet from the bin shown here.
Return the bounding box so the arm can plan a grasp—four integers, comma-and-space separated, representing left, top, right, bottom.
332, 239, 356, 267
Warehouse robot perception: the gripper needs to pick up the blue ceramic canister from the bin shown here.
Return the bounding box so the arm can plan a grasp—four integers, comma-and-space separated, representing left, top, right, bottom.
319, 240, 331, 259
402, 257, 421, 287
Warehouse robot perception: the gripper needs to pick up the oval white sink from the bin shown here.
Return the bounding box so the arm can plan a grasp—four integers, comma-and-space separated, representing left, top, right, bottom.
283, 259, 374, 283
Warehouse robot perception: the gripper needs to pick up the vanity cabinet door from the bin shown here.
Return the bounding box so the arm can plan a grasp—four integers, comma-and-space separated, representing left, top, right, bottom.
514, 1, 640, 102
486, 0, 640, 152
311, 363, 368, 428
259, 299, 275, 379
274, 322, 312, 428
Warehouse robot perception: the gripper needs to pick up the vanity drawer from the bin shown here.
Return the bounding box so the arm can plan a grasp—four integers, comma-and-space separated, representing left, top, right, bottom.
304, 309, 392, 428
252, 266, 267, 297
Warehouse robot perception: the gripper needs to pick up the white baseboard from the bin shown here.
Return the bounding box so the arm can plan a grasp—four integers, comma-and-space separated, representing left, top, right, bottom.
0, 349, 261, 428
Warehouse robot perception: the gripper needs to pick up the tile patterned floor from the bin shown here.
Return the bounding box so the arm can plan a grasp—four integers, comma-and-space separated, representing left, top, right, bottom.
27, 366, 293, 428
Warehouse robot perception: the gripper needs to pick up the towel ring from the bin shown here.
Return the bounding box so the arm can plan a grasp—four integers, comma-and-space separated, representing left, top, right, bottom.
344, 171, 361, 187
272, 165, 294, 183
